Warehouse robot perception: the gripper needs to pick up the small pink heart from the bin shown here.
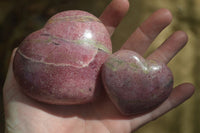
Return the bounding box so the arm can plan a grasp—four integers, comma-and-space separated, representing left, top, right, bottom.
102, 50, 173, 115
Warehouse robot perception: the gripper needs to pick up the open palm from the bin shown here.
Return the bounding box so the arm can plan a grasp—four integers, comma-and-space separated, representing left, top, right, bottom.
3, 0, 195, 133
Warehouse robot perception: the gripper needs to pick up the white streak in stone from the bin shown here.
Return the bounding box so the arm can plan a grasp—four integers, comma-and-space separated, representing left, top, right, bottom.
18, 49, 98, 68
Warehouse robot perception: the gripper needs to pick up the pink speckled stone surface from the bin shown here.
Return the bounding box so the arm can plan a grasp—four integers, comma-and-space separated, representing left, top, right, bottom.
13, 10, 112, 104
102, 50, 173, 115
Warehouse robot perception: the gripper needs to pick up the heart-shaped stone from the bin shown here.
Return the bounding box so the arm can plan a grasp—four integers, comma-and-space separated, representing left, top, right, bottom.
102, 50, 173, 115
13, 10, 112, 104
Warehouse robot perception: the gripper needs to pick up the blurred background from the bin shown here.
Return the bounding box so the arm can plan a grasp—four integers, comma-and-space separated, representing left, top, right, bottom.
0, 0, 199, 132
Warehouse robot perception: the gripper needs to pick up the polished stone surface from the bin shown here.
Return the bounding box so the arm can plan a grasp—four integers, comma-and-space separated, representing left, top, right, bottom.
13, 10, 112, 105
102, 50, 173, 115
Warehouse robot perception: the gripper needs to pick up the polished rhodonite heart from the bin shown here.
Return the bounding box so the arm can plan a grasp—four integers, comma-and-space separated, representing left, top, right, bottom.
102, 50, 173, 115
13, 10, 112, 105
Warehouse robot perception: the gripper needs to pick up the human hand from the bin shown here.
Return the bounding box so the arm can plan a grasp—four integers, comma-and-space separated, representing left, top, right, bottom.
3, 0, 195, 133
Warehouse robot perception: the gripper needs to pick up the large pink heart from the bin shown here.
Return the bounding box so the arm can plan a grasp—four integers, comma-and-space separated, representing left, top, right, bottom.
102, 50, 173, 115
13, 10, 112, 105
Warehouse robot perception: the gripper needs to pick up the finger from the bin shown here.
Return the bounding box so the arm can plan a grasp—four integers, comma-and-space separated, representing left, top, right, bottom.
131, 83, 195, 131
3, 48, 18, 103
121, 8, 172, 55
99, 0, 129, 36
4, 48, 17, 76
147, 31, 188, 64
